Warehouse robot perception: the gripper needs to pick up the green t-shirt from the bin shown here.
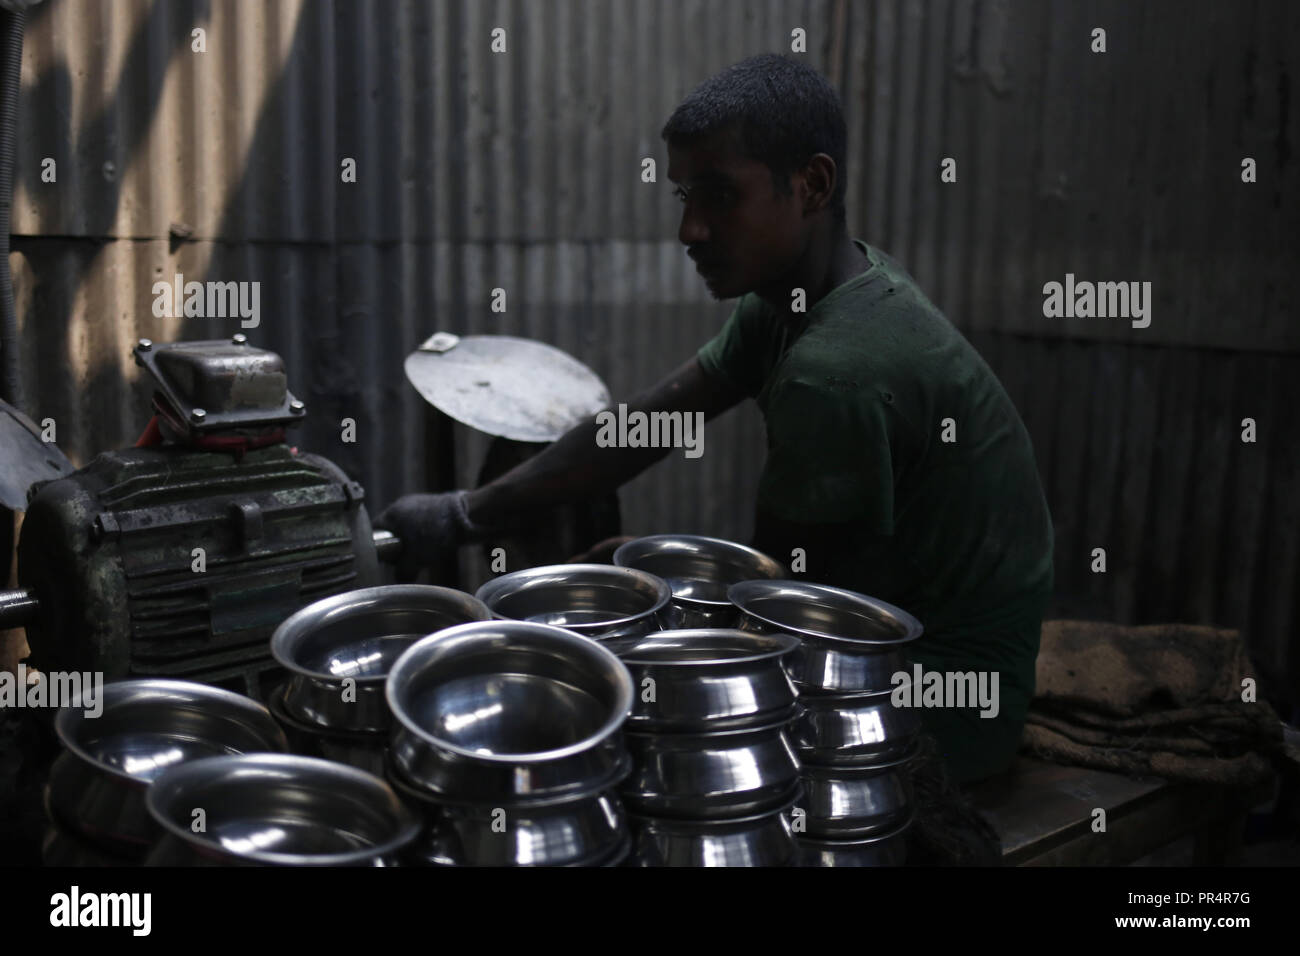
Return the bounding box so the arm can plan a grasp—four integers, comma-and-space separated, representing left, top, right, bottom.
698, 240, 1054, 709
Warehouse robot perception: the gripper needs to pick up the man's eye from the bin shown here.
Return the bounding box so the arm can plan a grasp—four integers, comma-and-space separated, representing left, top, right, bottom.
671, 186, 688, 203
702, 186, 735, 206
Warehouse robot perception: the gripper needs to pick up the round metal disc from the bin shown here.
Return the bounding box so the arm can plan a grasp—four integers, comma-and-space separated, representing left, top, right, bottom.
403, 334, 610, 443
0, 399, 74, 509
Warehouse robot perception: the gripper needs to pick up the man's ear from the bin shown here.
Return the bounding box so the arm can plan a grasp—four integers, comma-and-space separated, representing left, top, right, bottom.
802, 154, 838, 215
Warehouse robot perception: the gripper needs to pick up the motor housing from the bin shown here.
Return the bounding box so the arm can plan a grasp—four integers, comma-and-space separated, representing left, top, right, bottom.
18, 444, 378, 699
17, 338, 380, 699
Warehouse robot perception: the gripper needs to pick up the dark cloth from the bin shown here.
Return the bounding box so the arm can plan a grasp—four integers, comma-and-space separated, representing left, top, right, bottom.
697, 240, 1054, 782
1022, 619, 1283, 787
906, 732, 1004, 866
908, 589, 1050, 785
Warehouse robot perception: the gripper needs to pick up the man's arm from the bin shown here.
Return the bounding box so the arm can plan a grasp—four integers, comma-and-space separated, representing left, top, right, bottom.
375, 356, 743, 576
467, 356, 743, 527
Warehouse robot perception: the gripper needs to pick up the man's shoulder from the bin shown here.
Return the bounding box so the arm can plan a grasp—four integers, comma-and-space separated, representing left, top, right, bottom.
800, 251, 967, 365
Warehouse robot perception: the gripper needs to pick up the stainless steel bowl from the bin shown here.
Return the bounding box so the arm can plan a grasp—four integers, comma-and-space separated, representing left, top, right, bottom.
613, 535, 786, 627
605, 629, 800, 732
144, 754, 419, 866
628, 801, 798, 867
42, 820, 137, 867
798, 814, 913, 867
790, 687, 922, 765
621, 721, 802, 819
728, 580, 923, 693
798, 747, 917, 838
48, 679, 289, 854
387, 762, 629, 867
268, 683, 387, 777
272, 585, 493, 733
387, 620, 634, 801
475, 564, 672, 641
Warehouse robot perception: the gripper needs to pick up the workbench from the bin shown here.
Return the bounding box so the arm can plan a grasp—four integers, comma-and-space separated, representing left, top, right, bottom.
966, 757, 1260, 866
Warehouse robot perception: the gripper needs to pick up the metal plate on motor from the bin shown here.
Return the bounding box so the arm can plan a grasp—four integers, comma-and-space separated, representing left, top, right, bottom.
133, 338, 305, 432
404, 334, 610, 443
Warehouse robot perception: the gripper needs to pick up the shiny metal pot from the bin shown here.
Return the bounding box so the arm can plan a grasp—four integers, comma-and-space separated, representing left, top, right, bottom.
272, 584, 492, 733
790, 687, 922, 765
621, 720, 802, 819
387, 620, 633, 801
144, 754, 419, 866
48, 679, 288, 856
728, 580, 923, 693
798, 747, 917, 838
387, 762, 629, 867
628, 801, 798, 867
475, 564, 672, 641
797, 814, 913, 867
268, 683, 387, 777
613, 535, 785, 628
41, 820, 138, 867
606, 629, 799, 732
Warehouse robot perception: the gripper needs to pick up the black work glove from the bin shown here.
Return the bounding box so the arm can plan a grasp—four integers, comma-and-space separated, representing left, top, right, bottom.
373, 490, 479, 582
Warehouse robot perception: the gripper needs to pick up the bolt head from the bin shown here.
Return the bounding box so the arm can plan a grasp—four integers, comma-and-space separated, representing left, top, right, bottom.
290, 400, 305, 415
232, 333, 248, 345
190, 408, 207, 423
138, 338, 153, 351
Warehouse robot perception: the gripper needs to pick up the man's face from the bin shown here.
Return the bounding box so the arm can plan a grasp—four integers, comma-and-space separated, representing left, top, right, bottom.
667, 128, 809, 300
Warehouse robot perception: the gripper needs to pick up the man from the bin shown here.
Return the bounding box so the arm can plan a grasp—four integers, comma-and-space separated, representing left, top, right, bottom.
377, 53, 1054, 785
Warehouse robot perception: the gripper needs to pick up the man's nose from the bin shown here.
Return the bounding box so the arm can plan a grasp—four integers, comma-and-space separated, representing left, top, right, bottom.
678, 205, 709, 246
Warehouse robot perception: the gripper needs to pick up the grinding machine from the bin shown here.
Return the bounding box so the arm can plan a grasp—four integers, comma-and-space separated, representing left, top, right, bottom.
1, 336, 401, 700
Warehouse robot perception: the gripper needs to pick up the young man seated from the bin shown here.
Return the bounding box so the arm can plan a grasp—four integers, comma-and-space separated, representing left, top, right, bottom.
378, 53, 1054, 786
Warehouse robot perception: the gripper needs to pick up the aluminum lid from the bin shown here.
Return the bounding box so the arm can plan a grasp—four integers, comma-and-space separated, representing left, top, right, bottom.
403, 333, 610, 442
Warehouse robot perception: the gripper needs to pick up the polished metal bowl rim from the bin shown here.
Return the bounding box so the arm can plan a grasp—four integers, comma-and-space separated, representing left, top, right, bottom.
384, 751, 633, 810
270, 584, 492, 683
799, 739, 924, 774
608, 628, 801, 667
796, 810, 915, 847
794, 685, 911, 705
145, 752, 420, 866
268, 683, 387, 742
475, 563, 673, 628
625, 790, 801, 828
54, 678, 288, 786
622, 710, 798, 742
728, 580, 924, 647
613, 534, 786, 609
385, 619, 634, 765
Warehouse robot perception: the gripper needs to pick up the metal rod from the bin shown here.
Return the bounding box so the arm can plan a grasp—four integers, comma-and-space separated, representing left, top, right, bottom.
372, 528, 401, 563
0, 587, 37, 629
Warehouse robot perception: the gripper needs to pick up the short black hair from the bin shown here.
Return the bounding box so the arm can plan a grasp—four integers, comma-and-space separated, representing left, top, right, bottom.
661, 54, 848, 223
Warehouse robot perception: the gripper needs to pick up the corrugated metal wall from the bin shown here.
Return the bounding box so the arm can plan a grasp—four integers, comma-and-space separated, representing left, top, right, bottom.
8, 0, 1298, 705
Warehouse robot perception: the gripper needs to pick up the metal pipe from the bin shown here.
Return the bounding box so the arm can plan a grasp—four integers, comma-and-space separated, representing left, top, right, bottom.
0, 585, 36, 628
371, 528, 400, 563
0, 6, 25, 411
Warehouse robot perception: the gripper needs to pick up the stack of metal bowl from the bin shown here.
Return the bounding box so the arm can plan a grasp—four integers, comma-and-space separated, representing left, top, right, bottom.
384, 620, 635, 866
144, 753, 419, 866
614, 534, 786, 628
730, 580, 924, 866
43, 679, 289, 866
475, 564, 672, 641
268, 584, 493, 775
608, 629, 803, 866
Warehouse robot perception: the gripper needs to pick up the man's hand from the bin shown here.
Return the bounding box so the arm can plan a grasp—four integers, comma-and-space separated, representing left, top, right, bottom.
373, 490, 477, 581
